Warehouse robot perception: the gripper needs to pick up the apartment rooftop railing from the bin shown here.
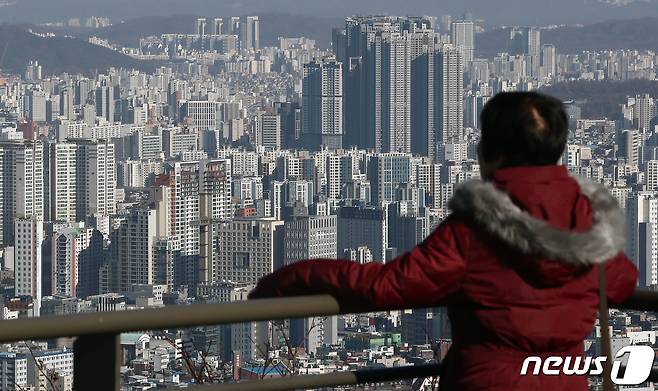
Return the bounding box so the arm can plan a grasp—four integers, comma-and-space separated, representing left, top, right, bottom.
1, 290, 657, 391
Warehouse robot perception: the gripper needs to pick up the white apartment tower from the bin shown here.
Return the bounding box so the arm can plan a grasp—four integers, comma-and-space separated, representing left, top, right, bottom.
51, 143, 78, 222
0, 140, 44, 246
76, 139, 116, 219
627, 192, 658, 287
14, 217, 44, 315
435, 45, 464, 145
646, 160, 658, 192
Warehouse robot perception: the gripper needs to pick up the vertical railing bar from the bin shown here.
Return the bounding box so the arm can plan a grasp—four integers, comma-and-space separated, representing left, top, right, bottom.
73, 333, 119, 391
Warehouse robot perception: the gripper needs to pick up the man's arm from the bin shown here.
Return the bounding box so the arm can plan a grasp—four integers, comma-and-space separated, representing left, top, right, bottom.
249, 218, 467, 311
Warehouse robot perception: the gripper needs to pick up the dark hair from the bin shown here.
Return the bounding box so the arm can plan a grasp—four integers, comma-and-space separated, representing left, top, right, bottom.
479, 91, 568, 167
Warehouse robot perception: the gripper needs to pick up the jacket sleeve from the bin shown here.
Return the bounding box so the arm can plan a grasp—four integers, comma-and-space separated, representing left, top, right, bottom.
249, 217, 467, 311
604, 252, 638, 306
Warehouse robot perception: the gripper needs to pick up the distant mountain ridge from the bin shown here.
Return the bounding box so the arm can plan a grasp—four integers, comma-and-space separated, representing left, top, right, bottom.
52, 14, 658, 55
87, 13, 343, 48
476, 17, 658, 57
3, 14, 658, 76
0, 25, 158, 75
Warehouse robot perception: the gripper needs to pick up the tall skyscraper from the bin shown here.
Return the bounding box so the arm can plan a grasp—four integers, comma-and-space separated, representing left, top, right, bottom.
450, 20, 474, 64
159, 159, 232, 261
51, 224, 93, 298
51, 143, 78, 223
344, 16, 456, 154
213, 18, 223, 35
229, 17, 240, 35
240, 16, 260, 51
23, 90, 47, 123
408, 21, 440, 156
540, 44, 557, 79
0, 140, 44, 246
113, 208, 157, 293
196, 18, 207, 36
343, 17, 412, 153
633, 94, 657, 131
302, 57, 343, 150
14, 217, 44, 315
59, 87, 75, 120
75, 139, 116, 220
627, 192, 658, 287
95, 84, 115, 123
435, 45, 465, 145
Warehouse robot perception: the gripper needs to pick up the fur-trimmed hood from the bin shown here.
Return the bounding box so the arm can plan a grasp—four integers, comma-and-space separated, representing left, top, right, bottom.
448, 177, 625, 266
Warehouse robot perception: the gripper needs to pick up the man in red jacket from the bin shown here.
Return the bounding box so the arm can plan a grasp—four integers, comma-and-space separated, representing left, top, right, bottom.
249, 91, 639, 390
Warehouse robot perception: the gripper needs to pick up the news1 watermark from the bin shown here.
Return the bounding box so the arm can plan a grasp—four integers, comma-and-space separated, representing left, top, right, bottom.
520, 346, 655, 385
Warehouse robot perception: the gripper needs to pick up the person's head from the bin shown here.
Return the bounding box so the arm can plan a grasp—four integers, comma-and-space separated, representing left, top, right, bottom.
478, 91, 568, 179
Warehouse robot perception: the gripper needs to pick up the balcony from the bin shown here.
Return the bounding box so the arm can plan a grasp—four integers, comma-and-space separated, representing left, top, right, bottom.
1, 290, 658, 390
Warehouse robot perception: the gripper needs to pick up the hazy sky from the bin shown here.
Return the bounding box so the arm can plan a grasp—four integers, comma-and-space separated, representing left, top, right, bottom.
2, 0, 658, 26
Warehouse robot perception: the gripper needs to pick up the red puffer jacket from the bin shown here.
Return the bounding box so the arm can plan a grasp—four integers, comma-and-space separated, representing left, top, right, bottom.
250, 165, 638, 391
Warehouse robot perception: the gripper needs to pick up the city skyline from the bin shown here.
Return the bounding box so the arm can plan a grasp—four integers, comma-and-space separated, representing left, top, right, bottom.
0, 7, 657, 390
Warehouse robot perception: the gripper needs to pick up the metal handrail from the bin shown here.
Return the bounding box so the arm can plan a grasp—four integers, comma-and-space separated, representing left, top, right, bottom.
0, 290, 655, 390
0, 290, 655, 343
0, 295, 342, 343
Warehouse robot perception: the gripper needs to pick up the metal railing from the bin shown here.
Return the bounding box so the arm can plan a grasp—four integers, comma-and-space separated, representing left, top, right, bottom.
0, 290, 656, 390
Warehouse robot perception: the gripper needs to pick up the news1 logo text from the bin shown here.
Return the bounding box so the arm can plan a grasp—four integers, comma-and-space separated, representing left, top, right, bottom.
520, 346, 655, 385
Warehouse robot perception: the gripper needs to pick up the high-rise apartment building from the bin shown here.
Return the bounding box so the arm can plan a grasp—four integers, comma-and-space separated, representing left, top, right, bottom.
435, 45, 464, 145
51, 224, 93, 298
256, 110, 282, 150
284, 212, 337, 265
179, 101, 220, 131
337, 205, 388, 263
540, 44, 557, 79
196, 18, 207, 36
59, 87, 75, 120
368, 153, 412, 205
240, 16, 260, 51
95, 84, 115, 123
627, 192, 658, 287
342, 16, 412, 153
450, 20, 474, 64
302, 57, 343, 150
0, 353, 28, 391
214, 218, 284, 284
113, 208, 157, 293
409, 21, 438, 157
75, 139, 116, 219
213, 18, 223, 35
160, 159, 232, 260
51, 143, 78, 222
14, 217, 44, 315
0, 140, 44, 246
23, 90, 47, 123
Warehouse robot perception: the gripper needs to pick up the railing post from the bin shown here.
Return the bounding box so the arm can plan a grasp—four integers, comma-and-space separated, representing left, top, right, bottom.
74, 333, 119, 391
